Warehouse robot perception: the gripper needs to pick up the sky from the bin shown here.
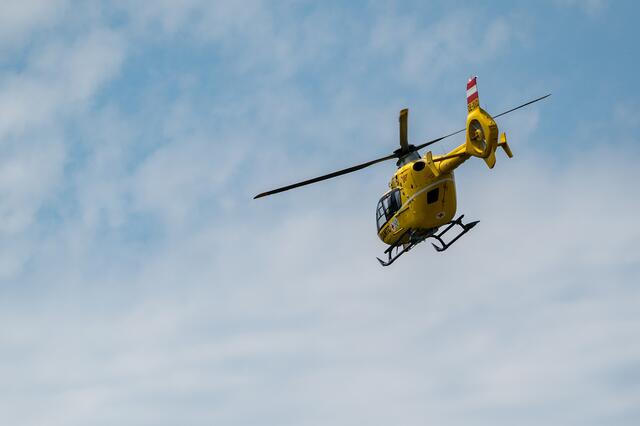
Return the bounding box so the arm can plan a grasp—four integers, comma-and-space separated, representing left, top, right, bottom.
0, 1, 639, 425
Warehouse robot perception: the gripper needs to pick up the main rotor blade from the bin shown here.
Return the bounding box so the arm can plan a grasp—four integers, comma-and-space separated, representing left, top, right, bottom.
493, 93, 551, 119
254, 94, 551, 199
399, 108, 409, 152
413, 93, 551, 151
254, 152, 397, 199
413, 127, 466, 151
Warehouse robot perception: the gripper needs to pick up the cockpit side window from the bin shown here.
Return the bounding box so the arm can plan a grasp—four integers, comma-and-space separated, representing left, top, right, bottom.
376, 189, 402, 231
392, 190, 402, 213
376, 202, 386, 230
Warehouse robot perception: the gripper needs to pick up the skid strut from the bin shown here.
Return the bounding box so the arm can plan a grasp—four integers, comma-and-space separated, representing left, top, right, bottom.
377, 215, 479, 266
429, 214, 479, 252
376, 230, 424, 266
377, 229, 418, 267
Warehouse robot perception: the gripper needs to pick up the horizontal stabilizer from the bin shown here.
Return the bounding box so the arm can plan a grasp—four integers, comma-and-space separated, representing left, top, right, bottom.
498, 132, 513, 158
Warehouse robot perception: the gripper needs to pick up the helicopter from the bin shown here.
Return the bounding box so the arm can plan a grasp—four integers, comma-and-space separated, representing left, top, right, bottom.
255, 77, 550, 266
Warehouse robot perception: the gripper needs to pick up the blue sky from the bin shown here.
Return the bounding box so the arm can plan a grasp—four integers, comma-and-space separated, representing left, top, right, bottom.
1, 1, 639, 425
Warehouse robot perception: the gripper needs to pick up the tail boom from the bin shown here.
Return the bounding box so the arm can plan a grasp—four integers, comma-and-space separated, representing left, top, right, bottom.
428, 76, 514, 175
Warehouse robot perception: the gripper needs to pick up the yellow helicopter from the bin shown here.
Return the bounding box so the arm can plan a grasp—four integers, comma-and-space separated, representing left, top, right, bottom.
255, 77, 549, 266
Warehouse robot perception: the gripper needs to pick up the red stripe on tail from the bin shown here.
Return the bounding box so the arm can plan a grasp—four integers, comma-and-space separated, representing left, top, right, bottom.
467, 76, 477, 90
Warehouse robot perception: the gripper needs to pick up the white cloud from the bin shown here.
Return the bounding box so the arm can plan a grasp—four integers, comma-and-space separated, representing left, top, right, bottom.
0, 3, 638, 426
0, 29, 125, 139
0, 25, 126, 278
0, 0, 70, 52
2, 141, 639, 425
556, 0, 607, 16
369, 10, 513, 83
0, 135, 64, 234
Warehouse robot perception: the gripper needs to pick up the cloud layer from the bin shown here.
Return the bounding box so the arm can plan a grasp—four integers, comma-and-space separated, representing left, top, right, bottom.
0, 2, 638, 425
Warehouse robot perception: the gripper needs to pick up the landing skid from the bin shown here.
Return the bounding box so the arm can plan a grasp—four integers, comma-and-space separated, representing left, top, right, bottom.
430, 215, 479, 252
377, 215, 479, 266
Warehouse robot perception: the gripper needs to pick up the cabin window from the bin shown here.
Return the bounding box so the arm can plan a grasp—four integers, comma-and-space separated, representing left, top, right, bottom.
376, 189, 402, 231
376, 204, 386, 230
427, 187, 439, 204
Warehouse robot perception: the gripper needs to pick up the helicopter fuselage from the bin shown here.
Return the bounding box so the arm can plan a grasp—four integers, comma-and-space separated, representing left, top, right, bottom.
376, 101, 503, 247
376, 156, 460, 246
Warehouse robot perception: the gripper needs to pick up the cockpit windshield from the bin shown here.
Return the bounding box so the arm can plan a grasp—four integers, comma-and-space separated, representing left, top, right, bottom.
376, 189, 402, 231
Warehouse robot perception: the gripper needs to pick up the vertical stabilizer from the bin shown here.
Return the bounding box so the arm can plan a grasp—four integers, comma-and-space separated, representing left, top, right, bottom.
467, 76, 480, 112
